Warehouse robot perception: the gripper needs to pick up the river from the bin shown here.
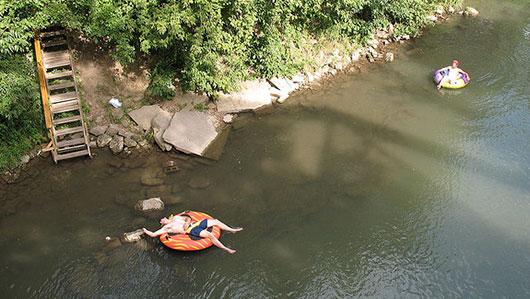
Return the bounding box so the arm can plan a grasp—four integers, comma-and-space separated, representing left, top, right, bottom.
1, 0, 529, 297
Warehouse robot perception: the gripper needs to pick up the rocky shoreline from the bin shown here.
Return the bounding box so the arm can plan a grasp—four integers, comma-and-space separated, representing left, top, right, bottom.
1, 5, 480, 184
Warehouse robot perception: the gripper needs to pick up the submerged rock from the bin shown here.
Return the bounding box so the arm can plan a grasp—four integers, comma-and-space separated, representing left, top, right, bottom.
188, 176, 211, 189
135, 197, 165, 211
140, 175, 164, 186
464, 7, 479, 17
121, 229, 145, 243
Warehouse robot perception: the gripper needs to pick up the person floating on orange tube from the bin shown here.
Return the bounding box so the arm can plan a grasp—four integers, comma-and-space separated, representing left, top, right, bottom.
143, 214, 242, 254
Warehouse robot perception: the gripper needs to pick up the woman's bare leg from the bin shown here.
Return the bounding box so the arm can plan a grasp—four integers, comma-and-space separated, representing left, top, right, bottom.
200, 231, 236, 254
207, 219, 243, 233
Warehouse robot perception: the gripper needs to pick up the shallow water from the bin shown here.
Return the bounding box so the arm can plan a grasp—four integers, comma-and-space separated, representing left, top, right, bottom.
1, 0, 530, 297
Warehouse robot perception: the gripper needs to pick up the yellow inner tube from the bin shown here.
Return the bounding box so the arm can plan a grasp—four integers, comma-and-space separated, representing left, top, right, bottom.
440, 77, 468, 89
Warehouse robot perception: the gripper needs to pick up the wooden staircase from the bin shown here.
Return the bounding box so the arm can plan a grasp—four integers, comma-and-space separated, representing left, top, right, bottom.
34, 29, 92, 162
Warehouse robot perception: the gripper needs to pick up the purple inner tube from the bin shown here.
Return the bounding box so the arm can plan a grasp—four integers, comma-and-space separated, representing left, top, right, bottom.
433, 69, 469, 84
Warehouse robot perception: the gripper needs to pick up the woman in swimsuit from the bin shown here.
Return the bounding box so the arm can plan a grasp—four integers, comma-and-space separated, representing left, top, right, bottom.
143, 215, 243, 254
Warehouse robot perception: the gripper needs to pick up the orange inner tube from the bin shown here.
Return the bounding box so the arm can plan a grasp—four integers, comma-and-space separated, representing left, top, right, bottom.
159, 211, 221, 251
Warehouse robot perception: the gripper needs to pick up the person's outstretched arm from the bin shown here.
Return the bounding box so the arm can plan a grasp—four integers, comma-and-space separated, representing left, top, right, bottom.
143, 227, 168, 237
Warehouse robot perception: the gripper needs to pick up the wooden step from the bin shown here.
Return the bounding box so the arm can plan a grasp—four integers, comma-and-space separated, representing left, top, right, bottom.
51, 100, 79, 114
43, 50, 69, 61
57, 137, 86, 148
55, 149, 90, 161
55, 126, 84, 137
40, 30, 65, 38
44, 58, 71, 69
42, 38, 67, 48
58, 144, 87, 153
46, 70, 73, 80
53, 115, 81, 125
50, 92, 78, 104
48, 81, 75, 91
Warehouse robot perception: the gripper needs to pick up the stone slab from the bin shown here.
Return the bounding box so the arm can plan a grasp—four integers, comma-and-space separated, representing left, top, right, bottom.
128, 105, 163, 131
216, 80, 273, 113
162, 111, 219, 156
151, 110, 173, 151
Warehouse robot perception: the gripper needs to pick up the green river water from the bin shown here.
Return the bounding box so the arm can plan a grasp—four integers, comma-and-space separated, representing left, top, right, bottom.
1, 0, 529, 297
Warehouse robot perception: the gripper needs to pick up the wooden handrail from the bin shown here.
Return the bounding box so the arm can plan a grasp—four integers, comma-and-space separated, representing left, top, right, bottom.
34, 33, 52, 130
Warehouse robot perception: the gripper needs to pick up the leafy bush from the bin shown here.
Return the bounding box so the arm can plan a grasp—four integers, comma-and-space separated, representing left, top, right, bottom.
0, 55, 44, 169
146, 67, 177, 101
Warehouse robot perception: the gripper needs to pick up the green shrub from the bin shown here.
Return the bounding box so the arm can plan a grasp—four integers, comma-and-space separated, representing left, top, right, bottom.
146, 67, 177, 101
0, 54, 44, 170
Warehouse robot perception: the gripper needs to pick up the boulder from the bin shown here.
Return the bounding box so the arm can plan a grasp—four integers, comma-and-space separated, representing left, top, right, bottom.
216, 80, 273, 113
109, 135, 124, 154
124, 137, 137, 148
162, 111, 219, 156
90, 126, 108, 136
128, 105, 163, 131
367, 38, 379, 49
351, 49, 362, 62
121, 229, 145, 243
97, 134, 112, 148
135, 197, 164, 212
385, 52, 395, 62
106, 124, 120, 136
118, 129, 134, 139
151, 110, 173, 151
464, 7, 479, 17
223, 114, 234, 124
427, 15, 438, 22
20, 155, 30, 164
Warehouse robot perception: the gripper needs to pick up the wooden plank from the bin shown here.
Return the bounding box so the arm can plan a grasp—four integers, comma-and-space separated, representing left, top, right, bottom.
40, 30, 65, 38
55, 126, 84, 137
48, 81, 75, 91
58, 144, 87, 153
43, 50, 69, 61
50, 92, 78, 104
34, 34, 52, 130
51, 100, 79, 114
45, 58, 70, 69
42, 38, 67, 48
46, 70, 73, 80
52, 114, 81, 125
57, 137, 86, 148
55, 149, 90, 161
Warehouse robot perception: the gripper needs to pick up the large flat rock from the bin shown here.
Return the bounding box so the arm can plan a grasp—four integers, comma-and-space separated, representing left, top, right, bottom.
128, 105, 163, 131
216, 79, 273, 113
163, 111, 219, 156
151, 110, 173, 151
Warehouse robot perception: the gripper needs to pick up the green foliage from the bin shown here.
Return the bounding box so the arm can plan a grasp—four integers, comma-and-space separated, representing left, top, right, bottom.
0, 54, 44, 170
1, 0, 461, 96
146, 66, 177, 101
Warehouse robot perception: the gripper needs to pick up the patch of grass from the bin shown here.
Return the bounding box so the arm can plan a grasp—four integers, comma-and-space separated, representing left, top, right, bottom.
194, 102, 207, 112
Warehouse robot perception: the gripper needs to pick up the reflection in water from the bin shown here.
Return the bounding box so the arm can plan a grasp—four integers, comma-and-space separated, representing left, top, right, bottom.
1, 0, 530, 297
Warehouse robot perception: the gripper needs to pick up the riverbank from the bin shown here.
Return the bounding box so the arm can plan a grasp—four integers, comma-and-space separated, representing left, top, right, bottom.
1, 4, 481, 183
